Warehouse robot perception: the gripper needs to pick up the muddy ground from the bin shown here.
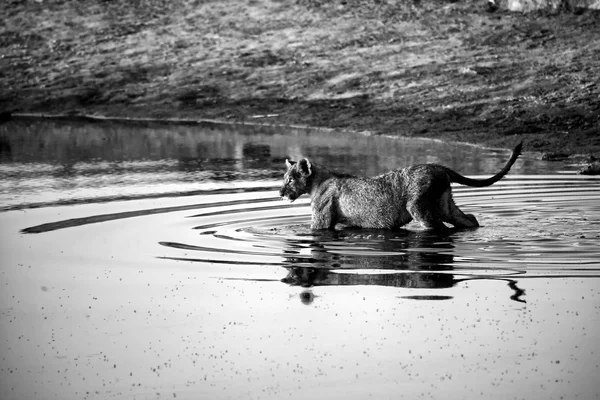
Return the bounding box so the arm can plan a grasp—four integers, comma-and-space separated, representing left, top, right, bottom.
1, 0, 599, 158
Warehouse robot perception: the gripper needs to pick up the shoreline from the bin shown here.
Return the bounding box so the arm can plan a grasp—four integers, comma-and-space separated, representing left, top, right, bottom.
2, 1, 599, 159
5, 111, 595, 162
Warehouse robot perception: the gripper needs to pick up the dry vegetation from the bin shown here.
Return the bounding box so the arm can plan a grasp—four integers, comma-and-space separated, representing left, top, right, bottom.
1, 0, 599, 156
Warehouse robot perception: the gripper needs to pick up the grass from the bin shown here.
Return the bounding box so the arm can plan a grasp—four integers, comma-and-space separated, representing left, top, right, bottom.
1, 0, 599, 156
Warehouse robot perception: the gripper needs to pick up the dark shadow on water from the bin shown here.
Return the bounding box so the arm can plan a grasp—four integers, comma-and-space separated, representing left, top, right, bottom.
281, 266, 525, 304
283, 228, 455, 271
245, 228, 526, 303
281, 267, 455, 288
159, 221, 530, 303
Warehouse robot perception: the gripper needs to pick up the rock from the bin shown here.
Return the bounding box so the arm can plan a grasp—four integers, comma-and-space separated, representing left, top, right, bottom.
578, 162, 600, 175
505, 0, 600, 12
541, 152, 570, 161
487, 0, 500, 11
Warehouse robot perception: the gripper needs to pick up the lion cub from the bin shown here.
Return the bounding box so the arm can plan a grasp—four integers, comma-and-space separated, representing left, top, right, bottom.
280, 142, 522, 230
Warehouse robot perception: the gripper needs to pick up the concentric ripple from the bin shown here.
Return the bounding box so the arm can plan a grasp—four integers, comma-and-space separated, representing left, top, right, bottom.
20, 174, 600, 294
7, 119, 600, 302
152, 175, 600, 296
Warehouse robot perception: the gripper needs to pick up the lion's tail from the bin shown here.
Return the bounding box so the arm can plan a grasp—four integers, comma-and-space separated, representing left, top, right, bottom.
448, 142, 523, 187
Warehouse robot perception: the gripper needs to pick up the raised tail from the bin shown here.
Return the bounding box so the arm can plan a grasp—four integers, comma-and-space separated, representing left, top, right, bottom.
448, 142, 523, 187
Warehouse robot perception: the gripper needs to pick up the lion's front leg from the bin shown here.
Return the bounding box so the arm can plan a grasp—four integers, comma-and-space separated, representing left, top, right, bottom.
310, 197, 337, 230
310, 209, 336, 230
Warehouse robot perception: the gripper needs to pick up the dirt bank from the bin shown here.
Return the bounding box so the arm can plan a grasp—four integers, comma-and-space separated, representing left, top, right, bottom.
1, 0, 599, 157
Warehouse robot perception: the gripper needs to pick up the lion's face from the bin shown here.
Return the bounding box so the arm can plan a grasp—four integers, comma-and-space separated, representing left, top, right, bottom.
279, 158, 313, 202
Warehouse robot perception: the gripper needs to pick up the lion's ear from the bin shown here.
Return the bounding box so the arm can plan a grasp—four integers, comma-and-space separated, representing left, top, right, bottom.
298, 158, 312, 176
285, 159, 295, 169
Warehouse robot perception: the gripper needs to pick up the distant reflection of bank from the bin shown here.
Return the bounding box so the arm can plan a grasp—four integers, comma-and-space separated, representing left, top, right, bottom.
1, 118, 551, 210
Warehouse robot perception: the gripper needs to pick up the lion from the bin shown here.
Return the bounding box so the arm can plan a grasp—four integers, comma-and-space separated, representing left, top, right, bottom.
279, 142, 522, 230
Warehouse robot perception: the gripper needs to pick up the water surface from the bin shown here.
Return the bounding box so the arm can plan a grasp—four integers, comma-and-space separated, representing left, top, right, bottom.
1, 119, 599, 400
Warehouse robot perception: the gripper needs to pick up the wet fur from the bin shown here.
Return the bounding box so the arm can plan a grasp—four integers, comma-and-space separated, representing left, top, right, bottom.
279, 142, 522, 230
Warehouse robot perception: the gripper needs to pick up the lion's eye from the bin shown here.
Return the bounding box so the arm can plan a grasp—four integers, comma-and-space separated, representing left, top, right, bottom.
288, 178, 294, 183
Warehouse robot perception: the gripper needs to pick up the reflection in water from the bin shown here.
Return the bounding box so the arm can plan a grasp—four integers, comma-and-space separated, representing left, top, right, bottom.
7, 118, 600, 307
0, 118, 578, 210
282, 267, 456, 289
278, 229, 526, 303
282, 229, 455, 270
4, 117, 600, 400
159, 225, 531, 302
3, 122, 599, 400
298, 290, 316, 305
283, 268, 525, 303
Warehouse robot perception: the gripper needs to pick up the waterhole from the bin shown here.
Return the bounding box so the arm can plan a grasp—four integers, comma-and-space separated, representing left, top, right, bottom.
1, 119, 599, 400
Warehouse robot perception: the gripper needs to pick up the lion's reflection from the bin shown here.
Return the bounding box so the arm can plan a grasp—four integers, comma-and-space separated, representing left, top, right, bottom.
281, 229, 525, 303
282, 267, 456, 289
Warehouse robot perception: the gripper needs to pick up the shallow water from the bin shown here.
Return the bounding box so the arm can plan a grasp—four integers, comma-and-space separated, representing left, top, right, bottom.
1, 119, 599, 400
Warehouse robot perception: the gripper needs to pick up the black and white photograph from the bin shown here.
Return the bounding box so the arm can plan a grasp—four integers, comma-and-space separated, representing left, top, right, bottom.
1, 1, 599, 399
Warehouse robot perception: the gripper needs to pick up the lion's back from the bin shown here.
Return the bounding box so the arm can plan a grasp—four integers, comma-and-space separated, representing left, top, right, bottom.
334, 174, 411, 228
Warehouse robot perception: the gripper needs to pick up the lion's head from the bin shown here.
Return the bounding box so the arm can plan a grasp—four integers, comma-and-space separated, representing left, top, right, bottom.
279, 158, 313, 202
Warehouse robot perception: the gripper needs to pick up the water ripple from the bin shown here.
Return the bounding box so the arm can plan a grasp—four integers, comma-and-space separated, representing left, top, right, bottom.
20, 175, 600, 299
150, 176, 600, 293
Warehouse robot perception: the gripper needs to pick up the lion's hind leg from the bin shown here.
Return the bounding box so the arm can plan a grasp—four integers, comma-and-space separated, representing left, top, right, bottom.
440, 189, 479, 228
407, 198, 447, 230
